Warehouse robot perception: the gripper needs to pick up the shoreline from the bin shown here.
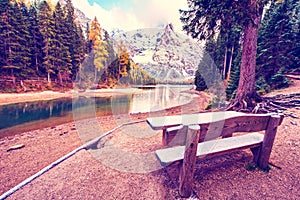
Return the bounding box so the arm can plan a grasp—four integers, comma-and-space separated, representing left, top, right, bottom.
0, 88, 144, 106
0, 88, 208, 140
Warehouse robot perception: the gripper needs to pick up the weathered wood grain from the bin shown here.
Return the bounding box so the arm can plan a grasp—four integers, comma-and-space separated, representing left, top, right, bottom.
257, 115, 281, 169
165, 125, 187, 146
155, 132, 264, 165
179, 125, 200, 198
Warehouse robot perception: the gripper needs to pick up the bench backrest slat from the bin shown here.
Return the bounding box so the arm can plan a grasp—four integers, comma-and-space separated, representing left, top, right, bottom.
165, 113, 283, 145
205, 115, 271, 141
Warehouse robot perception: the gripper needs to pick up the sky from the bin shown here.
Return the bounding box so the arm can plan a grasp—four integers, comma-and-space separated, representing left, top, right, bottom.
72, 0, 188, 32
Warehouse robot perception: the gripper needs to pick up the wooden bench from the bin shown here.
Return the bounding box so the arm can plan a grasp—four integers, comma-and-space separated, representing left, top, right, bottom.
146, 112, 284, 197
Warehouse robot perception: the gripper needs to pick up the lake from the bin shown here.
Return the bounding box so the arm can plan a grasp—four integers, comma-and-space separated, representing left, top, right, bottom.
0, 85, 194, 138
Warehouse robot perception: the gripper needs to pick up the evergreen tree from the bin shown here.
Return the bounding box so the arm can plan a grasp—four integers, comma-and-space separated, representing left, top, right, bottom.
0, 1, 22, 80
102, 29, 116, 84
52, 1, 70, 85
181, 0, 269, 110
85, 22, 92, 52
0, 0, 11, 70
28, 3, 43, 76
38, 0, 55, 83
257, 0, 299, 89
71, 24, 87, 80
17, 2, 32, 78
194, 70, 207, 91
0, 0, 10, 13
226, 50, 242, 100
64, 0, 79, 79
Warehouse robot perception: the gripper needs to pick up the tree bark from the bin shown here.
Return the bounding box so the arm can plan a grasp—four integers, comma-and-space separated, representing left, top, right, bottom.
223, 45, 228, 79
228, 0, 263, 110
47, 72, 51, 83
226, 45, 234, 82
58, 71, 63, 85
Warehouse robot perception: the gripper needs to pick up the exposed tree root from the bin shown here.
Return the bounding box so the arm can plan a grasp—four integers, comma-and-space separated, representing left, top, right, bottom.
227, 93, 300, 119
226, 93, 262, 112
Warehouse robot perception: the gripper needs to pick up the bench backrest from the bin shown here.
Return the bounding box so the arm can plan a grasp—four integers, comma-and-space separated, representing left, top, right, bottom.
167, 113, 284, 146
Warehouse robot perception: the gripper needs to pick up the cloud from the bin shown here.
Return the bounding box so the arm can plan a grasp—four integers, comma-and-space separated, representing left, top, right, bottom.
72, 0, 187, 32
131, 0, 187, 31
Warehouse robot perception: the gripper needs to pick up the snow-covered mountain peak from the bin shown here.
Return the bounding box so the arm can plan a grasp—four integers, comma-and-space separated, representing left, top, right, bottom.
112, 24, 204, 81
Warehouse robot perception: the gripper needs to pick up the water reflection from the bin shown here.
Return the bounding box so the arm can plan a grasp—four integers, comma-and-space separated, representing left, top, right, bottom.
130, 85, 192, 113
0, 85, 193, 137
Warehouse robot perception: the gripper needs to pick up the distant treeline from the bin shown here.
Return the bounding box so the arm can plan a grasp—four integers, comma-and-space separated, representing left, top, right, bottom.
0, 0, 155, 92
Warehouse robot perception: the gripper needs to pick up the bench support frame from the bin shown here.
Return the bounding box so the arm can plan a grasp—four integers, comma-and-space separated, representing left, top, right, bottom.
157, 114, 283, 198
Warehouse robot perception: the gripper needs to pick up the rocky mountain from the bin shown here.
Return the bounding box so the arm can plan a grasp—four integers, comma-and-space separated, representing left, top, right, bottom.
112, 24, 204, 82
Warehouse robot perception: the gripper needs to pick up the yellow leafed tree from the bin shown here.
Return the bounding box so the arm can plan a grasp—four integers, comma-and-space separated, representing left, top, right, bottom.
117, 41, 130, 77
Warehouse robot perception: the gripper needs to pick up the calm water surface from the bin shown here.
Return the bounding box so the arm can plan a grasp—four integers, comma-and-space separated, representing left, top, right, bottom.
0, 85, 193, 138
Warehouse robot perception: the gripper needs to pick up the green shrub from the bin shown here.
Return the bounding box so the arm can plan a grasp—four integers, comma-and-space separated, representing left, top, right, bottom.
256, 76, 270, 95
269, 68, 290, 89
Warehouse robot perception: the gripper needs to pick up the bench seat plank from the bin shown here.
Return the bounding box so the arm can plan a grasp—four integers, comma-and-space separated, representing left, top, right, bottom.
156, 132, 264, 165
147, 111, 246, 130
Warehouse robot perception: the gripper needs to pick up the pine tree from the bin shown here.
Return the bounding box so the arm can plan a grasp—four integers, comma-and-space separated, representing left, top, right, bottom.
64, 0, 80, 79
226, 50, 242, 100
71, 24, 87, 80
102, 29, 116, 84
0, 1, 23, 80
0, 0, 11, 71
17, 2, 32, 78
52, 1, 70, 85
257, 0, 299, 88
0, 0, 10, 14
38, 0, 55, 83
28, 3, 43, 76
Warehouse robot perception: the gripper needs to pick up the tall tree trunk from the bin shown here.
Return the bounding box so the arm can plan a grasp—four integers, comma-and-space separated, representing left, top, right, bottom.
58, 71, 63, 85
35, 56, 38, 72
226, 45, 234, 82
228, 0, 263, 110
47, 72, 51, 83
223, 45, 228, 79
223, 44, 233, 81
94, 67, 97, 84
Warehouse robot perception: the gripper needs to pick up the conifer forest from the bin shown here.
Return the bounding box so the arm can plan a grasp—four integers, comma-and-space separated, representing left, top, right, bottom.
0, 0, 155, 92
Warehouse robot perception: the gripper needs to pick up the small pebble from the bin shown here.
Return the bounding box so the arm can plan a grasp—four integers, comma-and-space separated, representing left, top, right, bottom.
290, 121, 297, 125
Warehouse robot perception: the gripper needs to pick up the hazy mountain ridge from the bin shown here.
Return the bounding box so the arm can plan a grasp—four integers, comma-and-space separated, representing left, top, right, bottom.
112, 24, 204, 81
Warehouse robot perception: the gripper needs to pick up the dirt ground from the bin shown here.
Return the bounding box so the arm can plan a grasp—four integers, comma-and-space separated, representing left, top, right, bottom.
0, 80, 299, 199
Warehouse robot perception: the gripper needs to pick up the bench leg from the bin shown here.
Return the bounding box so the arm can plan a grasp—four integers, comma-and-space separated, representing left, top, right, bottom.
250, 146, 261, 164
257, 115, 280, 169
179, 125, 200, 198
162, 128, 166, 146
